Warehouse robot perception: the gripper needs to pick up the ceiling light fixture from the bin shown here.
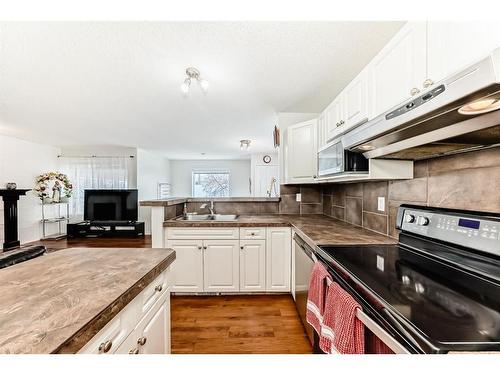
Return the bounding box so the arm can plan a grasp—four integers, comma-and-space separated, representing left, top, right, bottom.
181, 67, 209, 94
240, 140, 251, 150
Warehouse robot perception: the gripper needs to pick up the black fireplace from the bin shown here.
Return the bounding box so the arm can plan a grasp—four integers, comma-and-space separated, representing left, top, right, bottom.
0, 189, 30, 249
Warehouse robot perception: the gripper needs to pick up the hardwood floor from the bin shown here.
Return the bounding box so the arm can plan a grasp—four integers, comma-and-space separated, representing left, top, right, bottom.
171, 295, 313, 354
33, 236, 312, 354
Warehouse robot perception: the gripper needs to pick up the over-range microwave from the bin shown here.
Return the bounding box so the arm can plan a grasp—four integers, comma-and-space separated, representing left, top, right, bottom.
317, 139, 369, 177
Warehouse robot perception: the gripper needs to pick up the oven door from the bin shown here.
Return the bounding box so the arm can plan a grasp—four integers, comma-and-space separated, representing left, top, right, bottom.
318, 140, 344, 177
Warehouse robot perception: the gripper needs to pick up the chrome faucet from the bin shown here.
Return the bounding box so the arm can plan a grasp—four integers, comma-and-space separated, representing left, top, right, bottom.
200, 200, 215, 215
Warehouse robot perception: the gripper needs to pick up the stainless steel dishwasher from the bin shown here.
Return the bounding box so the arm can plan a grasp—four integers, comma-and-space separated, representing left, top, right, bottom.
294, 234, 315, 345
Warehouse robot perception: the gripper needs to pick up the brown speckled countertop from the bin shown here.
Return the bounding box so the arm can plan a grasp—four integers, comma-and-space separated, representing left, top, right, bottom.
164, 214, 396, 247
0, 247, 175, 354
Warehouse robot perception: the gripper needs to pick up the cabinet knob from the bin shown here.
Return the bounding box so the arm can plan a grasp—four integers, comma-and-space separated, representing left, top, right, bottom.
250, 232, 255, 236
197, 246, 202, 250
129, 348, 139, 355
339, 120, 345, 125
410, 87, 420, 96
137, 337, 147, 346
335, 122, 341, 128
240, 246, 244, 250
203, 246, 207, 250
98, 340, 112, 353
423, 78, 434, 88
155, 284, 163, 292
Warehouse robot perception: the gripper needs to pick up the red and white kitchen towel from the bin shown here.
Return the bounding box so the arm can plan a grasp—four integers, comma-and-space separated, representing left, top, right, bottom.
305, 262, 332, 334
306, 261, 365, 354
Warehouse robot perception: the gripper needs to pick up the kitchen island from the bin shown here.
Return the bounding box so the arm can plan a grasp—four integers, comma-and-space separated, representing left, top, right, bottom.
0, 247, 175, 354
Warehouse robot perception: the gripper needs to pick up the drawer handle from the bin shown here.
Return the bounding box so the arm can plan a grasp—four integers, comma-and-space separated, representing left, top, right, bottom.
155, 284, 163, 292
98, 340, 112, 353
129, 348, 139, 354
137, 337, 147, 346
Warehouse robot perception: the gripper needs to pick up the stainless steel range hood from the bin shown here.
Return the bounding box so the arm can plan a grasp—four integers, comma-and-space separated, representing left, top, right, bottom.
342, 48, 500, 160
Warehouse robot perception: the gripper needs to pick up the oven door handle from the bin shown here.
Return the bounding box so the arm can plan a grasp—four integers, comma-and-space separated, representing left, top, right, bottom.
381, 307, 437, 353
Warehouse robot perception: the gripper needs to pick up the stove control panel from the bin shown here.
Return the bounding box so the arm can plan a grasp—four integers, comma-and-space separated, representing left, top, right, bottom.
399, 207, 500, 257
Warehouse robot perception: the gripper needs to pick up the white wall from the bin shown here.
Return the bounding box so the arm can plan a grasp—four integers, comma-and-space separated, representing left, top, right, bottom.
136, 149, 170, 234
170, 159, 251, 197
250, 153, 280, 197
0, 134, 61, 245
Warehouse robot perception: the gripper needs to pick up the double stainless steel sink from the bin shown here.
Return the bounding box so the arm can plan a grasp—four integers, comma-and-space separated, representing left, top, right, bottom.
176, 214, 239, 221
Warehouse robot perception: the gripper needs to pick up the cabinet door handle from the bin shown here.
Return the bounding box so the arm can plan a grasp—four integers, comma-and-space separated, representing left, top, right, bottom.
98, 340, 112, 353
197, 246, 202, 250
250, 232, 255, 236
339, 120, 345, 125
137, 337, 147, 346
203, 246, 207, 250
129, 348, 139, 354
155, 284, 163, 292
410, 87, 420, 96
423, 78, 434, 88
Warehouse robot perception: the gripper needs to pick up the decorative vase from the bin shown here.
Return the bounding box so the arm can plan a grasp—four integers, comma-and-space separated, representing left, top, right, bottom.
5, 182, 17, 190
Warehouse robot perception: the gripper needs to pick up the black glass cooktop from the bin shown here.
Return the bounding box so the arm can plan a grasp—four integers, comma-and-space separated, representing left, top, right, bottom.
317, 243, 500, 353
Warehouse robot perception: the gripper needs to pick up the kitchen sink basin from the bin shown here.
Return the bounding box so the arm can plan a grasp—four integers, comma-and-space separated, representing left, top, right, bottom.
176, 214, 239, 221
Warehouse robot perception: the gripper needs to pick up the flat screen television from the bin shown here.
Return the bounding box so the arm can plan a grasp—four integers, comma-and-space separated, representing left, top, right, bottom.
84, 189, 138, 222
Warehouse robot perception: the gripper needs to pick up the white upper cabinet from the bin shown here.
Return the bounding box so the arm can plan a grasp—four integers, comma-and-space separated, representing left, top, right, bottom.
427, 21, 500, 86
343, 68, 370, 130
317, 112, 327, 149
325, 95, 345, 142
369, 21, 427, 115
285, 119, 318, 183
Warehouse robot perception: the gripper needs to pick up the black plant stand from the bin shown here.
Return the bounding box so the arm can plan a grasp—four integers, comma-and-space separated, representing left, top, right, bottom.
0, 189, 30, 250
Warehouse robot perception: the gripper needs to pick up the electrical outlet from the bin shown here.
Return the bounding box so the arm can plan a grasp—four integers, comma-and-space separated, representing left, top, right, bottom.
296, 193, 301, 202
376, 255, 385, 272
377, 196, 385, 212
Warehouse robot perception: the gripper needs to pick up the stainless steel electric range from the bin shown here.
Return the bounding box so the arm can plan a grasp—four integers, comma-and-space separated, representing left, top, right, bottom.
313, 204, 500, 354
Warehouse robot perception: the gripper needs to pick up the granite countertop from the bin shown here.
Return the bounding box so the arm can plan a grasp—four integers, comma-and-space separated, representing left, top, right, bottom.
140, 197, 280, 206
164, 214, 396, 247
0, 247, 176, 354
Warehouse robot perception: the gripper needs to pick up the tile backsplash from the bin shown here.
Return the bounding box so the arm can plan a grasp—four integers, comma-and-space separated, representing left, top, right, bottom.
290, 147, 500, 238
164, 147, 500, 239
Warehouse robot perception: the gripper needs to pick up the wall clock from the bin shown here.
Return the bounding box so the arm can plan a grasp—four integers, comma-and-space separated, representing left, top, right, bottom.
263, 155, 272, 164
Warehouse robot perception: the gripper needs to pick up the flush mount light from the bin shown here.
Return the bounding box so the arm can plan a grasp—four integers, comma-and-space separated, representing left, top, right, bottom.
240, 140, 251, 150
458, 97, 500, 115
358, 144, 374, 151
181, 67, 209, 94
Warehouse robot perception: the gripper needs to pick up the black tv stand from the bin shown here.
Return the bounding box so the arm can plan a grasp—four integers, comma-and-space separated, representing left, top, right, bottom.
67, 220, 145, 238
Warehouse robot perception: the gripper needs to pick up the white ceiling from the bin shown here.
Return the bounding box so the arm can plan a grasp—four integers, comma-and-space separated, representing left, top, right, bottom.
0, 21, 403, 159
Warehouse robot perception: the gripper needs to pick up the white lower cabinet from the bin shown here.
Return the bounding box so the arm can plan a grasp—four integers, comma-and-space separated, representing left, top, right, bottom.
203, 240, 240, 292
78, 268, 172, 354
266, 228, 292, 292
165, 226, 292, 294
115, 291, 171, 354
166, 239, 204, 293
239, 239, 266, 292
